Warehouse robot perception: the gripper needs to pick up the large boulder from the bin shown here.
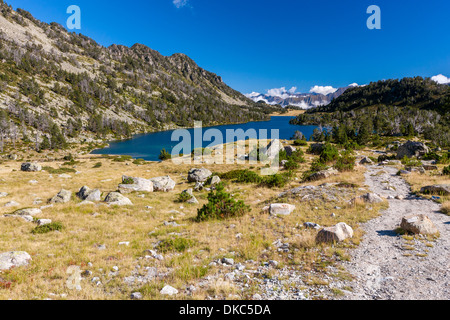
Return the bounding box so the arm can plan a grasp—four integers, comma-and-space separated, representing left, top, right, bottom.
77, 186, 102, 201
284, 146, 297, 157
49, 189, 72, 204
0, 251, 32, 271
118, 176, 153, 194
316, 223, 354, 243
359, 157, 374, 165
187, 168, 212, 183
396, 141, 429, 159
400, 215, 439, 235
21, 162, 42, 172
269, 203, 296, 216
12, 208, 42, 216
307, 168, 338, 181
263, 139, 284, 160
104, 192, 133, 206
420, 184, 450, 196
149, 176, 176, 192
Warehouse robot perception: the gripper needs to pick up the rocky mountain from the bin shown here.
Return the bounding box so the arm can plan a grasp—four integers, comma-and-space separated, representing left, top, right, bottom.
0, 1, 278, 149
246, 84, 358, 109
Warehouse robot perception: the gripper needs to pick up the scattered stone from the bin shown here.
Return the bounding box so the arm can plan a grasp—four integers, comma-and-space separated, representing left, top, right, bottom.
316, 222, 354, 243
130, 292, 143, 300
160, 285, 178, 296
194, 182, 204, 191
149, 176, 176, 192
188, 168, 212, 183
49, 189, 72, 204
359, 157, 374, 165
307, 168, 338, 181
400, 215, 439, 235
21, 162, 42, 172
77, 186, 102, 201
304, 222, 321, 230
221, 258, 234, 265
58, 174, 72, 179
0, 192, 8, 198
13, 208, 42, 216
104, 192, 133, 206
210, 175, 221, 187
422, 165, 438, 171
0, 251, 32, 270
269, 203, 296, 216
36, 219, 52, 226
4, 201, 20, 208
359, 193, 383, 204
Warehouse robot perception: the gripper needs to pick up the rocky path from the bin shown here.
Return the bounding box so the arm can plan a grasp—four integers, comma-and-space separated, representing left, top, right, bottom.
341, 165, 450, 300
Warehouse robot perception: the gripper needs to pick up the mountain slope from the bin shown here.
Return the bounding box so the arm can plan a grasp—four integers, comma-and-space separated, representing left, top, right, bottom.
0, 2, 278, 149
291, 77, 450, 147
246, 85, 356, 109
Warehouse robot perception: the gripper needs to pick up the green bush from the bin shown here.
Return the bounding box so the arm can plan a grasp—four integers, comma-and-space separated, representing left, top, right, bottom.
261, 171, 292, 188
196, 183, 250, 221
93, 162, 102, 168
158, 148, 172, 161
319, 143, 339, 163
293, 139, 308, 146
219, 169, 263, 184
31, 222, 64, 234
283, 159, 299, 170
42, 166, 76, 174
401, 156, 422, 167
156, 237, 196, 253
334, 152, 356, 172
177, 191, 194, 203
443, 165, 450, 175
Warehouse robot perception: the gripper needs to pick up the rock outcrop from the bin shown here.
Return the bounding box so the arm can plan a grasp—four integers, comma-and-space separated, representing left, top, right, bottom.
316, 222, 354, 243
149, 176, 176, 192
77, 186, 102, 201
0, 251, 32, 270
21, 162, 41, 172
396, 141, 429, 159
187, 168, 212, 183
49, 189, 72, 204
400, 214, 439, 235
420, 184, 450, 196
118, 176, 153, 194
104, 192, 133, 206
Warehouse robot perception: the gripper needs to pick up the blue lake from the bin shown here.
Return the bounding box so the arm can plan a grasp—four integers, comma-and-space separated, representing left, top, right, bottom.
91, 116, 317, 161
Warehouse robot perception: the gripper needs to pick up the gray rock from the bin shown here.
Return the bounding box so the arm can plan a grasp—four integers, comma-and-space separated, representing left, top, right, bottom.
0, 251, 32, 270
118, 176, 153, 194
104, 192, 133, 206
210, 175, 221, 187
269, 203, 296, 216
263, 139, 284, 160
316, 222, 354, 243
21, 162, 42, 172
4, 201, 20, 207
130, 292, 143, 300
360, 157, 374, 165
0, 192, 8, 198
36, 219, 52, 226
77, 186, 102, 201
420, 184, 450, 196
396, 141, 429, 159
360, 193, 383, 204
307, 168, 338, 181
50, 189, 72, 204
149, 176, 176, 192
284, 145, 297, 157
13, 208, 42, 216
160, 285, 178, 296
304, 222, 321, 229
400, 215, 439, 235
188, 168, 212, 183
221, 258, 234, 265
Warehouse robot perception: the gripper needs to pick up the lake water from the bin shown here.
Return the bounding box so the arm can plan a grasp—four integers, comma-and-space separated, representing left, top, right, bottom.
91, 116, 317, 161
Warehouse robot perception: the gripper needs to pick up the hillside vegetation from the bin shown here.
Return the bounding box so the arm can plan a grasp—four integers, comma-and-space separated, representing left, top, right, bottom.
291, 77, 450, 147
0, 1, 278, 153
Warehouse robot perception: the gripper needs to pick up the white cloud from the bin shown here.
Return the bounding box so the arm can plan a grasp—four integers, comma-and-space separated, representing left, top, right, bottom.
431, 74, 450, 84
309, 85, 337, 95
245, 92, 262, 98
265, 87, 298, 99
173, 0, 189, 9
348, 83, 359, 87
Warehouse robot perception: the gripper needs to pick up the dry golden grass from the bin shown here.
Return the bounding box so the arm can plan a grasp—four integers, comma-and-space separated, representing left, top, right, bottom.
0, 141, 385, 300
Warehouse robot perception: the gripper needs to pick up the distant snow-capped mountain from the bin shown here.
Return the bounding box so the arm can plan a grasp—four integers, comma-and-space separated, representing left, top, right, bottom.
245, 84, 360, 109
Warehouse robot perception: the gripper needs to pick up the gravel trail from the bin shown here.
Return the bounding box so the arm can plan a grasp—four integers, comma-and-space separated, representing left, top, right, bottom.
341, 165, 450, 300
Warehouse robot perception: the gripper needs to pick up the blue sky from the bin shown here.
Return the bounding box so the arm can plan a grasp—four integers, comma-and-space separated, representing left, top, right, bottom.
5, 0, 450, 94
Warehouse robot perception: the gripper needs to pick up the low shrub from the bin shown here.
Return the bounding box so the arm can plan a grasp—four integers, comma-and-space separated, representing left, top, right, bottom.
31, 222, 64, 234
219, 169, 263, 184
158, 148, 172, 161
156, 237, 196, 253
42, 166, 76, 174
319, 143, 339, 163
293, 139, 308, 146
93, 162, 102, 168
196, 183, 250, 221
443, 165, 450, 175
334, 151, 356, 172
